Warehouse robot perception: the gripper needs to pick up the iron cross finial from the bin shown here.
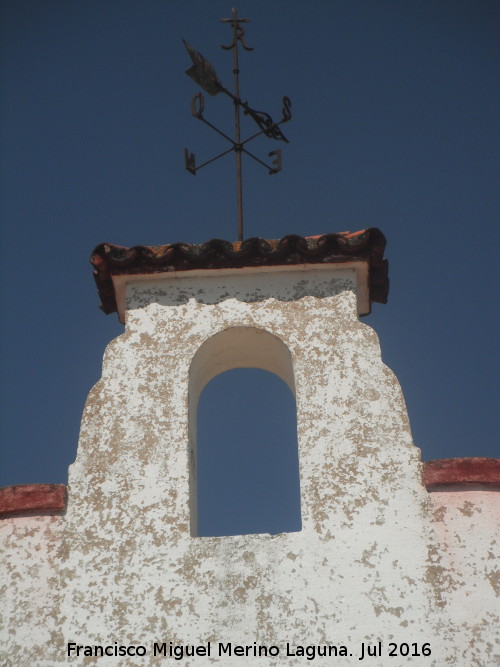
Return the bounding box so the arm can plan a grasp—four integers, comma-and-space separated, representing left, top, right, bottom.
220, 7, 253, 51
183, 9, 292, 242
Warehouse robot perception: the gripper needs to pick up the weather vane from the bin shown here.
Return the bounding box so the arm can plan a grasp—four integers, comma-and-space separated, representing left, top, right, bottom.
183, 8, 292, 242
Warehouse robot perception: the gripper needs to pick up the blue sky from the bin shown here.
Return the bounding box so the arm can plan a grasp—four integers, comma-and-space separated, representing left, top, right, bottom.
1, 1, 498, 535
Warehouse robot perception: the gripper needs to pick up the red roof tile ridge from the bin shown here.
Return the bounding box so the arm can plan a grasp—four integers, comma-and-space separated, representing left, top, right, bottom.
91, 228, 389, 316
423, 457, 500, 489
0, 483, 66, 518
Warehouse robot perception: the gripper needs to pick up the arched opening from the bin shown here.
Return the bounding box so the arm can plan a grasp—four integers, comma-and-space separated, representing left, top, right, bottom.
197, 368, 301, 537
188, 327, 301, 536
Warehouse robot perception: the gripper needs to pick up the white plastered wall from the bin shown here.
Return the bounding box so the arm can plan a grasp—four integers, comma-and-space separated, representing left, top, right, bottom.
1, 265, 498, 666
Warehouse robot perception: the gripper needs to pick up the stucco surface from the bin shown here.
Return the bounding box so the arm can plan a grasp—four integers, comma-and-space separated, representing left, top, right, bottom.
0, 515, 63, 665
427, 489, 499, 665
1, 266, 498, 666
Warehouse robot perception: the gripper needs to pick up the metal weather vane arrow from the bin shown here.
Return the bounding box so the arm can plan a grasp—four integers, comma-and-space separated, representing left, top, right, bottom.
183, 8, 292, 242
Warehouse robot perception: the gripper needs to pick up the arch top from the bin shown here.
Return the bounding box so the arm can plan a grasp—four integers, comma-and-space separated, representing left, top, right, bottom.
189, 326, 295, 399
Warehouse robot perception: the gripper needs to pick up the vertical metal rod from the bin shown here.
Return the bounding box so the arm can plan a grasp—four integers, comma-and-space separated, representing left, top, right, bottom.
231, 12, 244, 242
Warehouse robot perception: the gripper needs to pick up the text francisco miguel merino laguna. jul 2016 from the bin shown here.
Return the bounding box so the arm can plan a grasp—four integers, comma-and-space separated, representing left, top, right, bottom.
67, 640, 433, 660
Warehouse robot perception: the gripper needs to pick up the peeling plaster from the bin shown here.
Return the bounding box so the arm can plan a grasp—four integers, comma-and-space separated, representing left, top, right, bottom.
1, 267, 498, 665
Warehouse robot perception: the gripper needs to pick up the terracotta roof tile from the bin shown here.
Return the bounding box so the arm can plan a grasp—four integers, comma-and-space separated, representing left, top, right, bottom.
423, 458, 500, 490
0, 484, 66, 518
91, 229, 389, 316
